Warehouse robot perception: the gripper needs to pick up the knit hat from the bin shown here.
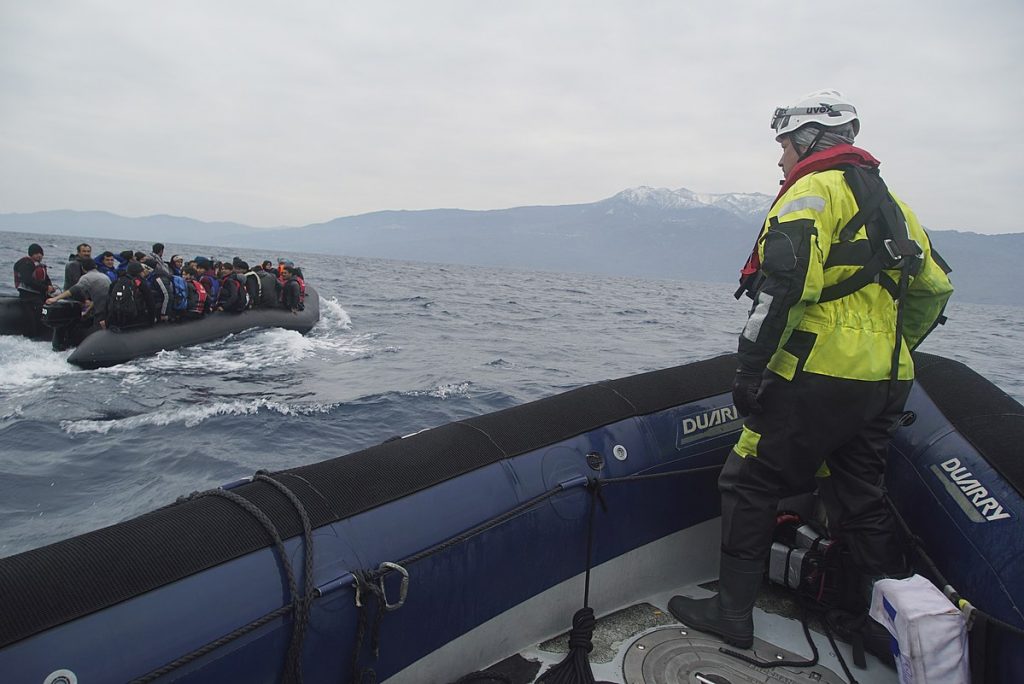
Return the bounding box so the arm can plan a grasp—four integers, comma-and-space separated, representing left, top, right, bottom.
28, 243, 44, 256
789, 121, 857, 155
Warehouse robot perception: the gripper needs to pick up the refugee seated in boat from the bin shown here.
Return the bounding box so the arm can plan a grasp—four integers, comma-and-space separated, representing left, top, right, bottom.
169, 255, 184, 277
252, 262, 281, 309
95, 251, 118, 283
195, 258, 220, 313
143, 258, 175, 323
280, 265, 306, 313
105, 261, 157, 330
215, 261, 248, 313
180, 266, 208, 320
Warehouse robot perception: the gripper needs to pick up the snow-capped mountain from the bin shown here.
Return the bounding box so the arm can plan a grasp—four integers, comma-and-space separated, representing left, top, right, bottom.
610, 186, 772, 217
1, 187, 1012, 305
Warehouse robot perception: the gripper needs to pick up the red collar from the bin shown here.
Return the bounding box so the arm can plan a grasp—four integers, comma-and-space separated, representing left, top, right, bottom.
739, 145, 881, 280
774, 144, 880, 201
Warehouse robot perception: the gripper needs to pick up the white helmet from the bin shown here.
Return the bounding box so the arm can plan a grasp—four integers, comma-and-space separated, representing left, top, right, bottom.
770, 89, 859, 140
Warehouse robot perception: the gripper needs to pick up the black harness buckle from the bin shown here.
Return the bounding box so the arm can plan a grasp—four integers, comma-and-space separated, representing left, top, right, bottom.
882, 238, 923, 269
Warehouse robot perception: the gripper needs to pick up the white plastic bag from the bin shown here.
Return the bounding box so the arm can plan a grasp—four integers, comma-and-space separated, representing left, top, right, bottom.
869, 574, 969, 684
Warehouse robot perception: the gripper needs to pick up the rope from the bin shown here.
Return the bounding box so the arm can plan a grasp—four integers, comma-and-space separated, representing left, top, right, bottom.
452, 672, 513, 683
133, 462, 723, 683
351, 569, 387, 684
255, 471, 317, 683
133, 477, 317, 684
719, 596, 821, 672
884, 495, 1024, 639
821, 611, 860, 684
131, 605, 292, 684
535, 480, 604, 684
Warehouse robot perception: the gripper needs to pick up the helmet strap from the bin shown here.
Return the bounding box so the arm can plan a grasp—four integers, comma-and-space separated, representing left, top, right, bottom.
798, 127, 828, 161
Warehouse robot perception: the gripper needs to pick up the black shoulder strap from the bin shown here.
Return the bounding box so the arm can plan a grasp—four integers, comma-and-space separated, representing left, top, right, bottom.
820, 166, 918, 303
837, 165, 888, 243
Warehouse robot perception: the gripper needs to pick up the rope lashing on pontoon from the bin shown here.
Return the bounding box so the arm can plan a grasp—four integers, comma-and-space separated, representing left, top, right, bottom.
133, 462, 725, 684
884, 494, 1024, 684
134, 472, 317, 684
536, 479, 607, 684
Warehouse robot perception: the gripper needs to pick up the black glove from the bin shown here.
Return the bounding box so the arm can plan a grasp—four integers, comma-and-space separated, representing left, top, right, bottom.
732, 370, 764, 417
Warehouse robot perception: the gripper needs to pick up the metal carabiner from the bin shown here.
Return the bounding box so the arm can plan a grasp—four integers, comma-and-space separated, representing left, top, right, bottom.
377, 561, 409, 612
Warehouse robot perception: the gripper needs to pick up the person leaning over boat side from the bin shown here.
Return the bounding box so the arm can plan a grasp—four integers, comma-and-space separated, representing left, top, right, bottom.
669, 90, 954, 652
46, 258, 110, 331
64, 243, 92, 288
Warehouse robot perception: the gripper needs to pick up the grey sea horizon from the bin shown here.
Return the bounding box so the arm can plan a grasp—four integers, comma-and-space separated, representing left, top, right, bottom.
1, 229, 1021, 559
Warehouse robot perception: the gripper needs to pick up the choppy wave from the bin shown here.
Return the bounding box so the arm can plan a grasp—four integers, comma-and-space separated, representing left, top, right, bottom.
3, 230, 1024, 560
60, 397, 344, 434
404, 382, 472, 399
0, 336, 75, 390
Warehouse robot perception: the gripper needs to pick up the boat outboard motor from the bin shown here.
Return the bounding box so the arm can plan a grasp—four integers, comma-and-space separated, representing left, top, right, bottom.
41, 300, 83, 351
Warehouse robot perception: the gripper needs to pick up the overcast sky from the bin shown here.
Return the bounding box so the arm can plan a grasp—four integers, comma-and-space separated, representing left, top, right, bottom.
1, 1, 1021, 233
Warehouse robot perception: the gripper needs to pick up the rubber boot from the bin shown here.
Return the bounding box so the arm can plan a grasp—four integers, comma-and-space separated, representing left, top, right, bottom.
668, 553, 764, 649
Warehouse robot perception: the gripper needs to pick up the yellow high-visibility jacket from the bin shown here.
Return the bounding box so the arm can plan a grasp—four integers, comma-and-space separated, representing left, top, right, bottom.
738, 166, 954, 382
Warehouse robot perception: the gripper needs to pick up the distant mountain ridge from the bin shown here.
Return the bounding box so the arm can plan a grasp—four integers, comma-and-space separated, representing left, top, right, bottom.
612, 186, 772, 216
0, 187, 1018, 306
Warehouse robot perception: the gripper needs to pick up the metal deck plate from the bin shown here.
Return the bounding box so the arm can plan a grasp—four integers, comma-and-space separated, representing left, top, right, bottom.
622, 628, 847, 684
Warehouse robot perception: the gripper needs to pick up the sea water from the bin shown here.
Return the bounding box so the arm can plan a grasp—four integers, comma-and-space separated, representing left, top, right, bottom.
1, 230, 1021, 558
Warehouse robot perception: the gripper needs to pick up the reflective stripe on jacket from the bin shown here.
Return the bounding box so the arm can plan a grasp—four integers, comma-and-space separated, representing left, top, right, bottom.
739, 165, 953, 382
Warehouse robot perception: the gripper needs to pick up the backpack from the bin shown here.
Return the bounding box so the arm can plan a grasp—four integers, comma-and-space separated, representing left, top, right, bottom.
220, 276, 248, 313
295, 276, 306, 310
200, 274, 220, 309
186, 280, 207, 314
281, 276, 306, 311
108, 276, 142, 325
170, 275, 189, 311
244, 271, 262, 308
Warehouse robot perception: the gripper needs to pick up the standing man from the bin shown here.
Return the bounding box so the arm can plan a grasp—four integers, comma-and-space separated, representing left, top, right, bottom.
148, 243, 170, 276
13, 243, 56, 337
669, 90, 954, 650
64, 243, 92, 288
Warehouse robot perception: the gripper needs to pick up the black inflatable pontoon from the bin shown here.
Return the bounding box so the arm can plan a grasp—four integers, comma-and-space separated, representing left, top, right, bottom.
0, 295, 51, 341
0, 352, 1020, 683
66, 286, 320, 369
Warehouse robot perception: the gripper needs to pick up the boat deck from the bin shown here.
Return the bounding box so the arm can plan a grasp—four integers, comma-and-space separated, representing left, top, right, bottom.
472, 583, 898, 684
